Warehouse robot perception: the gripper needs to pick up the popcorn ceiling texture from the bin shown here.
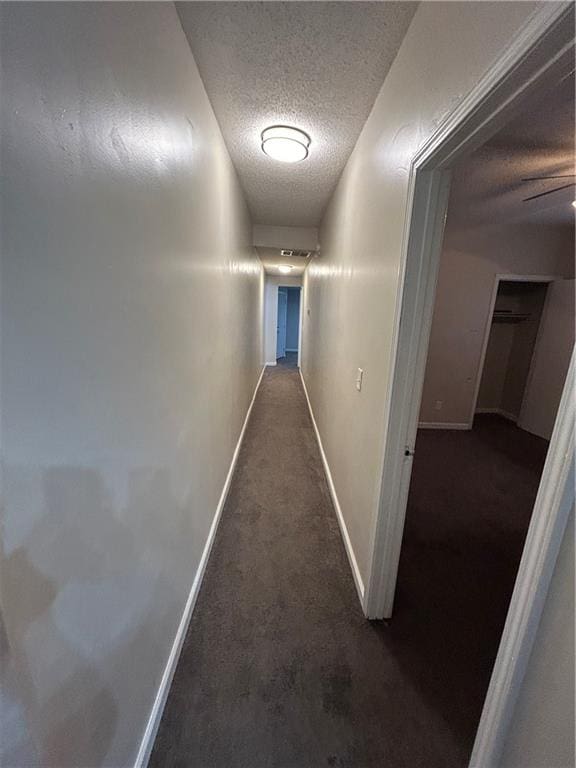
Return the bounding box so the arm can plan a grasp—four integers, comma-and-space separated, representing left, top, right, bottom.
177, 2, 417, 227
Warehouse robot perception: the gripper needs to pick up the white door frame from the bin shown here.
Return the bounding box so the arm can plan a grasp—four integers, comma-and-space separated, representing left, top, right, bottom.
276, 285, 302, 364
469, 273, 558, 427
297, 286, 303, 368
364, 4, 574, 767
276, 287, 288, 359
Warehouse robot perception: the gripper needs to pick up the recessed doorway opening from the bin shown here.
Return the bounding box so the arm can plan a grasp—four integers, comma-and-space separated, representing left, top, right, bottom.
276, 286, 301, 368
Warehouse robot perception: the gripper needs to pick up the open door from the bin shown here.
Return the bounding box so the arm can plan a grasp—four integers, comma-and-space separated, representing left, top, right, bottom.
276, 288, 287, 359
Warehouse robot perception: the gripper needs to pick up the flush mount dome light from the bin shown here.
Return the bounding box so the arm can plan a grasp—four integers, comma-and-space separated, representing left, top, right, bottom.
261, 126, 310, 163
277, 264, 293, 274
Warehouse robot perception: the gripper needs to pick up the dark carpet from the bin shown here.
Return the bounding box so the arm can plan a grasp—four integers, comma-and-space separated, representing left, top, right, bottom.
277, 351, 298, 368
393, 414, 548, 755
149, 369, 548, 768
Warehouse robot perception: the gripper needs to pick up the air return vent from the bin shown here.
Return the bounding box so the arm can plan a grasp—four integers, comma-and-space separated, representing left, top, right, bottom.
280, 249, 312, 258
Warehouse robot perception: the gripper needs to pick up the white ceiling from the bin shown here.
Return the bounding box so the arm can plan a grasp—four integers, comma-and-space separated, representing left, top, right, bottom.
177, 1, 417, 227
448, 72, 575, 231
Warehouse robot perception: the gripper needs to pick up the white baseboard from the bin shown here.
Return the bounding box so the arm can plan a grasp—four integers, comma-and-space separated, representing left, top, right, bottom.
418, 421, 470, 430
265, 361, 277, 366
285, 348, 298, 353
134, 365, 266, 768
475, 408, 518, 423
298, 369, 365, 606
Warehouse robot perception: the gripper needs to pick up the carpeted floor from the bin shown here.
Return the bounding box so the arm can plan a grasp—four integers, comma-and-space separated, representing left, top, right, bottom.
277, 351, 298, 368
149, 369, 548, 768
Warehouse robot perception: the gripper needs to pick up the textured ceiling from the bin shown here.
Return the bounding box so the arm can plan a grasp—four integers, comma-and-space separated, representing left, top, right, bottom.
448, 72, 575, 230
177, 1, 417, 227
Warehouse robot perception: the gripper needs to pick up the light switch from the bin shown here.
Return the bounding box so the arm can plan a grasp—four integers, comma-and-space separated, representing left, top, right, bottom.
356, 368, 363, 392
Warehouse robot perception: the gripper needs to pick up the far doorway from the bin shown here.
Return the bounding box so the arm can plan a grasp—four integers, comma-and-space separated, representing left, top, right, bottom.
276, 286, 301, 368
474, 278, 550, 427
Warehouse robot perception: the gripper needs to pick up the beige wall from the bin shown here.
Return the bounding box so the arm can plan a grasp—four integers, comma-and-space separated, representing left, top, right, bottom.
420, 224, 574, 427
0, 3, 262, 766
300, 0, 544, 585
501, 509, 575, 768
519, 279, 576, 439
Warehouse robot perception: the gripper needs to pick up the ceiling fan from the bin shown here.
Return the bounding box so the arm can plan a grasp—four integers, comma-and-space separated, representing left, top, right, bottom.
522, 174, 576, 202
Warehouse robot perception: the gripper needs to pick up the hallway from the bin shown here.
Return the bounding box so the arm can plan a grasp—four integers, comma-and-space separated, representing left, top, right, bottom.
3, 3, 574, 766
149, 365, 465, 768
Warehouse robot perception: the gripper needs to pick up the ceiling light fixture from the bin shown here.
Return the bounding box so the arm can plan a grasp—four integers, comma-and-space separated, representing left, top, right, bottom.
261, 126, 310, 163
572, 200, 576, 208
277, 264, 293, 274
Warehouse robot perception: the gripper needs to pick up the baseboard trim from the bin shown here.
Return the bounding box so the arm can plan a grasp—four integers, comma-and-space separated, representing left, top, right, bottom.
418, 421, 470, 430
475, 408, 518, 423
298, 369, 365, 606
134, 365, 266, 768
265, 361, 277, 366
285, 348, 298, 353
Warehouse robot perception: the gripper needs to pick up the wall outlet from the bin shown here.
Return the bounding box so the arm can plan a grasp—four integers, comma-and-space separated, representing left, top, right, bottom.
356, 368, 364, 392
435, 400, 443, 411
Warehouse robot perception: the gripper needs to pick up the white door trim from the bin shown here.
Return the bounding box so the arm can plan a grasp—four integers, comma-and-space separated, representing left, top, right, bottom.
297, 286, 304, 368
364, 4, 574, 767
468, 273, 559, 429
276, 287, 288, 359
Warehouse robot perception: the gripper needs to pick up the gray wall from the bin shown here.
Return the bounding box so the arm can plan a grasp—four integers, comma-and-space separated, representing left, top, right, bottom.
0, 3, 262, 765
501, 509, 575, 768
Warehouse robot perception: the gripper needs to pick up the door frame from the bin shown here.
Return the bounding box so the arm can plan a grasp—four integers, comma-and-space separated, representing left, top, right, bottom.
276, 285, 302, 365
364, 4, 574, 767
297, 286, 303, 368
276, 287, 288, 360
469, 273, 558, 427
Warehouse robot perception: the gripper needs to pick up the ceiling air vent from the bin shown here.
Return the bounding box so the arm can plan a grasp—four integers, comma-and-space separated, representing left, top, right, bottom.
280, 248, 312, 258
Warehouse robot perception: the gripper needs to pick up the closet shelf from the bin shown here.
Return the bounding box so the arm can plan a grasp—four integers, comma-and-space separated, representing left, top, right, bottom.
493, 311, 531, 323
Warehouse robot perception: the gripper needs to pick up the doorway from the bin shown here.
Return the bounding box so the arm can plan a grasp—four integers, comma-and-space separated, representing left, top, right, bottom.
474, 278, 550, 426
391, 260, 572, 757
365, 9, 575, 766
277, 287, 287, 359
276, 286, 301, 367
